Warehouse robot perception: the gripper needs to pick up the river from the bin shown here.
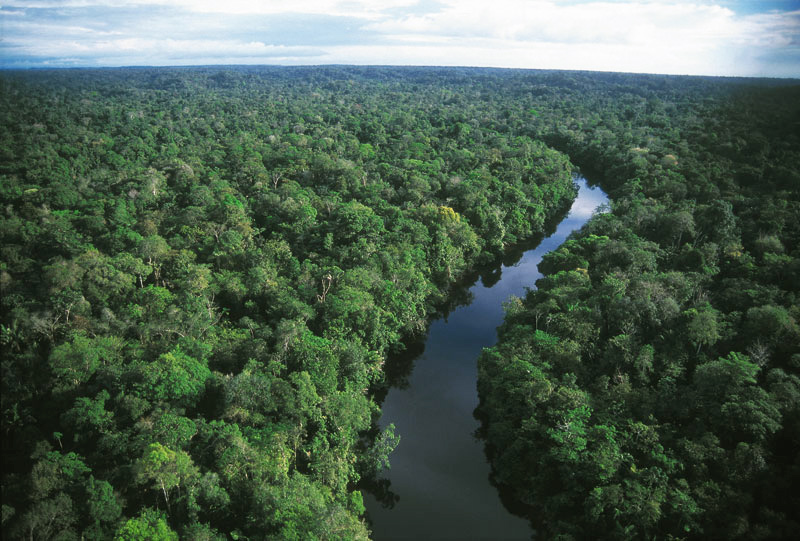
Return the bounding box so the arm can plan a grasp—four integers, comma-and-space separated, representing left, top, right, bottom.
364, 177, 608, 540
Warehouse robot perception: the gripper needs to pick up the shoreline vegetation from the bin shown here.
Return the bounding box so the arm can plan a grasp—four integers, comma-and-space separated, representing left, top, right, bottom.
1, 66, 797, 540
476, 71, 800, 539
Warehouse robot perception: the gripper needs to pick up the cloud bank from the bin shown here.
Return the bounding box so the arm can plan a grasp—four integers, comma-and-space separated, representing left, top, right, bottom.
1, 0, 798, 77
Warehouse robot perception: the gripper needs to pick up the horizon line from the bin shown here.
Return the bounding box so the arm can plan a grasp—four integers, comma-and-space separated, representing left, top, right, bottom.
1, 63, 798, 81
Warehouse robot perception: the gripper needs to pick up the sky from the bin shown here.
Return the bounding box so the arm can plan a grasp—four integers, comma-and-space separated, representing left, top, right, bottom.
1, 1, 798, 77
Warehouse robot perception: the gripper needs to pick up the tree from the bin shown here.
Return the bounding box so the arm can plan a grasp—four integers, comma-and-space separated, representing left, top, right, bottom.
49, 334, 124, 390
139, 235, 171, 286
135, 443, 199, 514
685, 303, 721, 355
114, 508, 178, 541
84, 476, 123, 539
137, 347, 211, 408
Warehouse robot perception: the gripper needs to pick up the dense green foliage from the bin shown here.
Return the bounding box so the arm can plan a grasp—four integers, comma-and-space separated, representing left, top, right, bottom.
477, 74, 800, 538
3, 66, 798, 540
0, 66, 580, 539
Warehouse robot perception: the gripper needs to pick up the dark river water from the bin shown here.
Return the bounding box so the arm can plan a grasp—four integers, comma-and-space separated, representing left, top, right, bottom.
364, 178, 608, 540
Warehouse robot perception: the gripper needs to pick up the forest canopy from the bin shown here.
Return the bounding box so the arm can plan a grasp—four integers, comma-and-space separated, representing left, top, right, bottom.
0, 66, 578, 540
475, 70, 800, 539
1, 66, 798, 540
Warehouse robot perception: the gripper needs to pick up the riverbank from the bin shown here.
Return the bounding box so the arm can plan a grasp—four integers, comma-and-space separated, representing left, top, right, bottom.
365, 178, 608, 540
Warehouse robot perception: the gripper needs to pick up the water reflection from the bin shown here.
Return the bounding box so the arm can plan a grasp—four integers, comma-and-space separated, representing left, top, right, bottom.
363, 178, 608, 540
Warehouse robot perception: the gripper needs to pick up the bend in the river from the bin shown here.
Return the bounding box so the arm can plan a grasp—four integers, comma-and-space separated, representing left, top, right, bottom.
364, 178, 609, 540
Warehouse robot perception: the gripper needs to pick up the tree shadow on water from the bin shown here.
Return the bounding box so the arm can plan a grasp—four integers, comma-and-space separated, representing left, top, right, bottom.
360, 475, 400, 510
473, 404, 537, 532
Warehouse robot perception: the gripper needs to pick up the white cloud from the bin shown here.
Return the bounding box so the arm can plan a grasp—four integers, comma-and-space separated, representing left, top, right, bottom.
369, 1, 747, 47
2, 0, 421, 18
181, 0, 420, 18
361, 1, 799, 76
18, 37, 319, 57
1, 1, 798, 76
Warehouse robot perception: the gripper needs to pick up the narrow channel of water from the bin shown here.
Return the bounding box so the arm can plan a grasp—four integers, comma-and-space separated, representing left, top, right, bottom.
364, 178, 608, 540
